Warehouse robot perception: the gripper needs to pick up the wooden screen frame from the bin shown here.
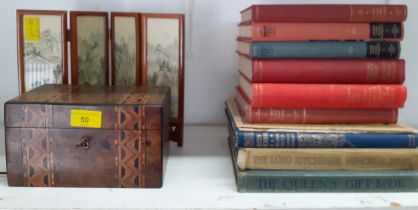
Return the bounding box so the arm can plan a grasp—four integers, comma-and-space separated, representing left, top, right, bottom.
110, 12, 141, 86
141, 13, 185, 146
16, 10, 68, 95
70, 11, 109, 85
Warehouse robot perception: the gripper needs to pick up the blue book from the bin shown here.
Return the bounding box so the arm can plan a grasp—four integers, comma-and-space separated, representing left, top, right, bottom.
227, 136, 418, 192
225, 98, 418, 148
237, 40, 400, 59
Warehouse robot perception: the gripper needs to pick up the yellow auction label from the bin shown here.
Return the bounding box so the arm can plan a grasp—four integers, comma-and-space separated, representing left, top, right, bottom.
70, 110, 102, 128
24, 17, 41, 41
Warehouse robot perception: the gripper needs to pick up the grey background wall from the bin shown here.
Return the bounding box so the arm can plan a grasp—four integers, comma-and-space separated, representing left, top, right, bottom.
0, 0, 416, 128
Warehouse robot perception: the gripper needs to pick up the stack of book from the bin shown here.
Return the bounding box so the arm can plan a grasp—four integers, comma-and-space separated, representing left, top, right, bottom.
227, 4, 418, 192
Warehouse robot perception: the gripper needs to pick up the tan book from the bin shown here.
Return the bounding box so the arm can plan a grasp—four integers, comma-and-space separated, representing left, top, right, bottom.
237, 148, 418, 170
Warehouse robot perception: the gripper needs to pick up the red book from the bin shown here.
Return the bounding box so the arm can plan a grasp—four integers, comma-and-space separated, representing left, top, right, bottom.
239, 74, 407, 109
238, 54, 405, 84
238, 22, 403, 41
236, 87, 398, 124
241, 4, 407, 22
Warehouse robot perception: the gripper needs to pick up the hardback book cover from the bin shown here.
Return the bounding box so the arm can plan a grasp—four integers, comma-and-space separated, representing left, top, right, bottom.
225, 98, 418, 148
235, 87, 398, 124
238, 54, 405, 84
240, 5, 407, 23
236, 39, 401, 59
238, 22, 403, 41
228, 136, 418, 192
238, 74, 407, 109
236, 147, 418, 170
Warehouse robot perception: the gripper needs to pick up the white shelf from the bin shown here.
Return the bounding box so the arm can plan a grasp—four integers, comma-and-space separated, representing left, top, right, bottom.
0, 125, 418, 209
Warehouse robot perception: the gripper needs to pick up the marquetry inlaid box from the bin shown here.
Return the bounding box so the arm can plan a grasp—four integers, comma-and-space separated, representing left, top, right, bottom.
4, 84, 170, 188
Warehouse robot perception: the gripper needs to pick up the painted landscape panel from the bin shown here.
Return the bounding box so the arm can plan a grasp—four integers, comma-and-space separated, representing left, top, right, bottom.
114, 16, 136, 86
23, 15, 63, 91
76, 16, 106, 85
147, 18, 180, 117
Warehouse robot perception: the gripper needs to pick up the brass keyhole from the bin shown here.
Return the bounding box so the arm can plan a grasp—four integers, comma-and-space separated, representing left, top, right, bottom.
76, 137, 90, 149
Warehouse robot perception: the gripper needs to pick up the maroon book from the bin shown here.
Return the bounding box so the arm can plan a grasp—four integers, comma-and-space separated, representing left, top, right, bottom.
238, 54, 405, 84
241, 4, 407, 22
236, 87, 398, 124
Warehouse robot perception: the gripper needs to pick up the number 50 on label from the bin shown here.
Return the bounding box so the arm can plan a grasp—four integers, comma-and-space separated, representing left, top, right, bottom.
70, 110, 102, 128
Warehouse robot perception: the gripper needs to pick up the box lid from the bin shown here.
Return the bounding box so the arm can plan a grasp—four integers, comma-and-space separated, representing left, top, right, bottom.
4, 84, 170, 130
6, 84, 170, 106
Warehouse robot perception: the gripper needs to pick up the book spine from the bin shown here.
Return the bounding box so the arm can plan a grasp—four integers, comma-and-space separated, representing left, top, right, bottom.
251, 59, 405, 84
245, 107, 398, 124
249, 5, 407, 22
235, 131, 417, 148
367, 41, 401, 58
237, 148, 418, 170
250, 41, 400, 59
251, 84, 407, 109
238, 171, 418, 192
248, 23, 402, 41
237, 86, 399, 123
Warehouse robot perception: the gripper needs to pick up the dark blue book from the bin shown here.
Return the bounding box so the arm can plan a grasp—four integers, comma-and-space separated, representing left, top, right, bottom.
237, 40, 400, 59
225, 98, 418, 148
